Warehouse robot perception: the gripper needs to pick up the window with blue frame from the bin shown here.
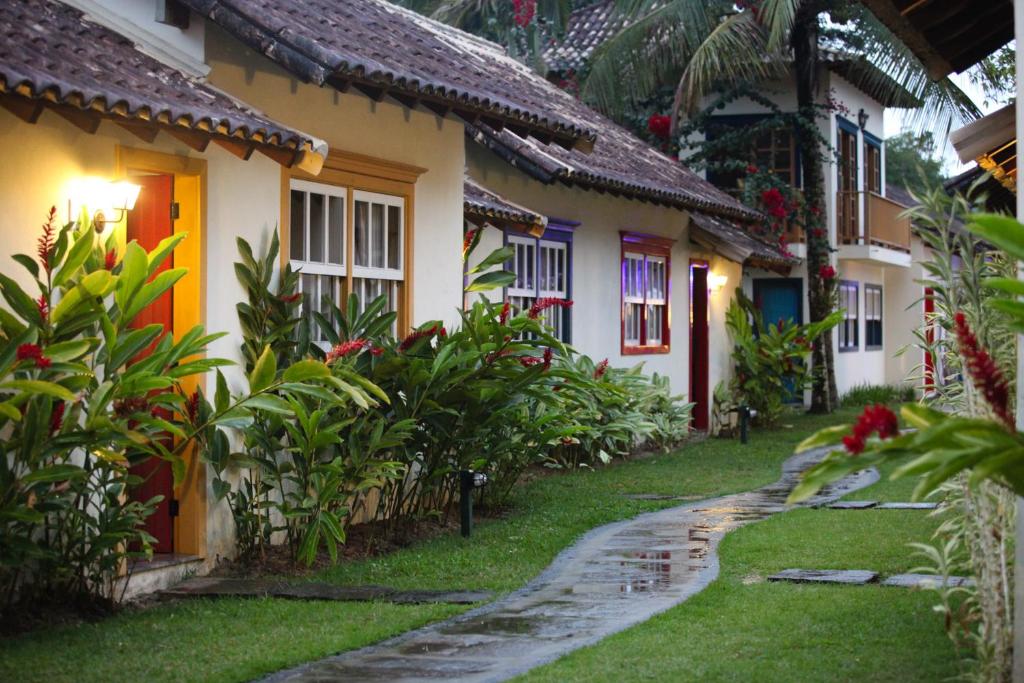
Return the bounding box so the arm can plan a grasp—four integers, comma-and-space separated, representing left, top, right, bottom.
505, 221, 574, 342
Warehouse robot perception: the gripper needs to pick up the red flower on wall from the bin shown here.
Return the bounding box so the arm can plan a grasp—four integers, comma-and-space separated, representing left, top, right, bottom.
647, 114, 671, 140
513, 0, 536, 27
818, 264, 836, 280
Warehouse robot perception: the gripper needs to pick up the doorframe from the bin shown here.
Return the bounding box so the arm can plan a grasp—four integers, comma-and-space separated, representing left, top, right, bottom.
116, 146, 207, 558
689, 260, 710, 431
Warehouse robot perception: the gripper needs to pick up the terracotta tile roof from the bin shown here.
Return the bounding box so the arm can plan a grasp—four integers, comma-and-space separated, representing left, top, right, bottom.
468, 108, 762, 221
464, 178, 546, 235
689, 211, 797, 268
180, 0, 597, 150
0, 0, 326, 168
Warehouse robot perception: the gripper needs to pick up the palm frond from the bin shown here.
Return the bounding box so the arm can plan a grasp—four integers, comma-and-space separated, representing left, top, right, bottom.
675, 11, 784, 117
583, 0, 722, 117
757, 0, 801, 53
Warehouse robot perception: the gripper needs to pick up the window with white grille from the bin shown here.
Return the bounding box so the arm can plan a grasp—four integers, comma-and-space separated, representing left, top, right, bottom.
622, 234, 672, 352
289, 180, 404, 341
865, 284, 882, 349
506, 232, 571, 341
839, 280, 859, 351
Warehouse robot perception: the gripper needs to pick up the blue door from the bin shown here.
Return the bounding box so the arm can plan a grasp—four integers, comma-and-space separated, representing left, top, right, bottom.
753, 278, 803, 328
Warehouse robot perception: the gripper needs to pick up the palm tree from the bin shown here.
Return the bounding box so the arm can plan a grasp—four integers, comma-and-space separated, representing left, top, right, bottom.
408, 0, 980, 412
577, 0, 980, 412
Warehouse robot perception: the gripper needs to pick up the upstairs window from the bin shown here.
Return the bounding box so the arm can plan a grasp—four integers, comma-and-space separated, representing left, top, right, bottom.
839, 280, 859, 351
865, 284, 883, 349
865, 137, 882, 194
706, 117, 799, 191
621, 232, 672, 354
506, 226, 572, 342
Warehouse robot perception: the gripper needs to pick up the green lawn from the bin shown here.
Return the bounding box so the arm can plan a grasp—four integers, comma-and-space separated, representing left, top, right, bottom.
2, 407, 955, 683
517, 462, 957, 682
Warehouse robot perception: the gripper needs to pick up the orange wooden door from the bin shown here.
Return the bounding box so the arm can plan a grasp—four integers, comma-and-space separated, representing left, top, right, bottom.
127, 174, 176, 554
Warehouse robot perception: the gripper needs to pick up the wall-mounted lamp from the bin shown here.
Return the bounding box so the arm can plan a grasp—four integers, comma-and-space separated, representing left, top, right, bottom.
857, 108, 869, 130
708, 273, 729, 291
91, 181, 141, 232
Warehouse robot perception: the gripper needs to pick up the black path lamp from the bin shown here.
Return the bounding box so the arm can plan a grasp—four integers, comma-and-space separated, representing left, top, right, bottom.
459, 470, 488, 537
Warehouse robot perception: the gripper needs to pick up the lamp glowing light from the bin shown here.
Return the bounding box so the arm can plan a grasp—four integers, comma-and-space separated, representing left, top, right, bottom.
707, 273, 729, 291
68, 178, 142, 232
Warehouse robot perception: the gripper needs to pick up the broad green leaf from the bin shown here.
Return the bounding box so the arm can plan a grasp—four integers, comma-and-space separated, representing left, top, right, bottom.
466, 270, 516, 292
795, 424, 849, 453
147, 233, 188, 278
282, 359, 330, 383
0, 401, 21, 421
52, 270, 114, 324
44, 339, 95, 362
51, 228, 95, 288
467, 246, 515, 274
22, 464, 85, 485
123, 268, 187, 322
249, 345, 277, 393
967, 214, 1024, 261
0, 380, 74, 401
215, 370, 230, 414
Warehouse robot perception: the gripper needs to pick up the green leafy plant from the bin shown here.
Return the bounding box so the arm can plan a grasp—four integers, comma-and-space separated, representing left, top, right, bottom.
725, 291, 840, 426
840, 383, 915, 408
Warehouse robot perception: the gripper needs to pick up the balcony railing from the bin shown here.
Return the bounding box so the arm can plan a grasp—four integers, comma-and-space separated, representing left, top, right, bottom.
836, 191, 911, 252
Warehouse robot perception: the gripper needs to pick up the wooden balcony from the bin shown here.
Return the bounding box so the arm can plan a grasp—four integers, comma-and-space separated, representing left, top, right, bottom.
836, 191, 911, 252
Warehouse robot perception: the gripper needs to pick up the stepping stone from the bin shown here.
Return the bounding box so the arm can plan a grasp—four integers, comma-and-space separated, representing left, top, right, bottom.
881, 573, 974, 589
161, 577, 492, 605
876, 502, 938, 510
825, 500, 878, 509
768, 569, 879, 585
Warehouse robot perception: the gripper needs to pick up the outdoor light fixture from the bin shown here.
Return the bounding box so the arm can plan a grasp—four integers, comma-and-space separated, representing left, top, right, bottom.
69, 178, 141, 232
459, 470, 489, 538
707, 273, 729, 291
857, 108, 869, 130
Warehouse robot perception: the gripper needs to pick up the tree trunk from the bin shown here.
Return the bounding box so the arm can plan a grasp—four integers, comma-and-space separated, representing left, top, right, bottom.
791, 3, 837, 412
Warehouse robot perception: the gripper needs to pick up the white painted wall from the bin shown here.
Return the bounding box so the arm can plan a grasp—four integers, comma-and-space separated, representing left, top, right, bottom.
204, 27, 467, 330
466, 144, 740, 407
883, 236, 929, 389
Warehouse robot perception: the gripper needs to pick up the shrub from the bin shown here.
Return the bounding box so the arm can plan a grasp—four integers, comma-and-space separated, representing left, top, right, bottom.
840, 383, 915, 407
725, 291, 840, 426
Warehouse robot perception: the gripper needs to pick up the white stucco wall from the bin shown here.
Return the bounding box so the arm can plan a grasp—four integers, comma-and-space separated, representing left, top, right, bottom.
466, 144, 741, 408
203, 28, 467, 330
883, 237, 929, 389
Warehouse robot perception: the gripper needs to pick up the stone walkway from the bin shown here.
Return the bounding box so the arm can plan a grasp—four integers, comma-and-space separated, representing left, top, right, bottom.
261, 448, 877, 683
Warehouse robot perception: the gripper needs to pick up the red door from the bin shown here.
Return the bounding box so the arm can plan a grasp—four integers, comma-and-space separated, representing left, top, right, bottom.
690, 264, 709, 431
127, 174, 176, 554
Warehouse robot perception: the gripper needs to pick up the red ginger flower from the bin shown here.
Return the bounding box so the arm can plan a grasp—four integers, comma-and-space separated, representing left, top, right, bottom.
528, 297, 573, 320
37, 207, 57, 275
843, 403, 900, 454
745, 164, 759, 174
36, 295, 48, 322
519, 355, 543, 368
542, 347, 553, 371
279, 293, 301, 303
370, 346, 384, 357
954, 311, 1014, 429
647, 114, 671, 140
399, 325, 438, 352
104, 248, 117, 271
326, 339, 370, 362
50, 401, 65, 434
462, 228, 478, 260
819, 264, 836, 280
186, 390, 201, 424
499, 301, 511, 325
594, 358, 609, 379
17, 343, 50, 368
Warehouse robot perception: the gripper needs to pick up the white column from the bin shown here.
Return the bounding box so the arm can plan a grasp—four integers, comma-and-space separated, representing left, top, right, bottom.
1013, 2, 1024, 680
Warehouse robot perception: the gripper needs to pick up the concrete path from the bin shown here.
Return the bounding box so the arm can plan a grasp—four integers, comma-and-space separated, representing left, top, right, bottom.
261, 448, 877, 683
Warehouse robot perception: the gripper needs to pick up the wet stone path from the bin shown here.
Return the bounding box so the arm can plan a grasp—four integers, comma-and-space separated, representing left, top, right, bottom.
262, 448, 877, 683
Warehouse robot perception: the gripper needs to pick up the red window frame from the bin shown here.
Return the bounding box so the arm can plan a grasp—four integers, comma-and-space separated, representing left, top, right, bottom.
620, 231, 673, 355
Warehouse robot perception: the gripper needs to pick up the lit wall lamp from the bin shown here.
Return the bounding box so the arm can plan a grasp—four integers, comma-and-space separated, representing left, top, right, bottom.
91, 181, 141, 232
708, 272, 729, 291
857, 108, 869, 130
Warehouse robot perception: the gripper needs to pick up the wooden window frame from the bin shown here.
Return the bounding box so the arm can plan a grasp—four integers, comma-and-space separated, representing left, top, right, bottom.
281, 150, 425, 335
864, 133, 883, 195
504, 222, 574, 342
865, 283, 883, 350
621, 231, 673, 355
838, 279, 859, 352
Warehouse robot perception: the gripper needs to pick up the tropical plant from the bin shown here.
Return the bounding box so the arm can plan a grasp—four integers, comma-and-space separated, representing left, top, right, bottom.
840, 382, 914, 408
725, 290, 840, 426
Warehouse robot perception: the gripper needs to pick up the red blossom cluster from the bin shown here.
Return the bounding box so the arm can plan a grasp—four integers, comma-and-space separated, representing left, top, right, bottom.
745, 164, 759, 174
462, 228, 478, 260
113, 396, 149, 418
37, 295, 48, 322
50, 401, 65, 434
105, 248, 117, 271
37, 207, 57, 276
819, 264, 836, 280
486, 348, 516, 364
518, 347, 553, 371
16, 343, 50, 369
399, 325, 439, 352
954, 311, 1014, 429
499, 301, 511, 325
528, 297, 573, 320
593, 358, 609, 379
647, 114, 671, 140
326, 338, 371, 362
842, 404, 899, 454
279, 293, 302, 304
186, 389, 201, 424
512, 0, 535, 27
811, 227, 826, 239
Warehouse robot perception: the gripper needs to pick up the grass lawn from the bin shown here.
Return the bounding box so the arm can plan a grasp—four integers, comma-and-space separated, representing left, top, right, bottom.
517, 464, 958, 682
2, 406, 950, 683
